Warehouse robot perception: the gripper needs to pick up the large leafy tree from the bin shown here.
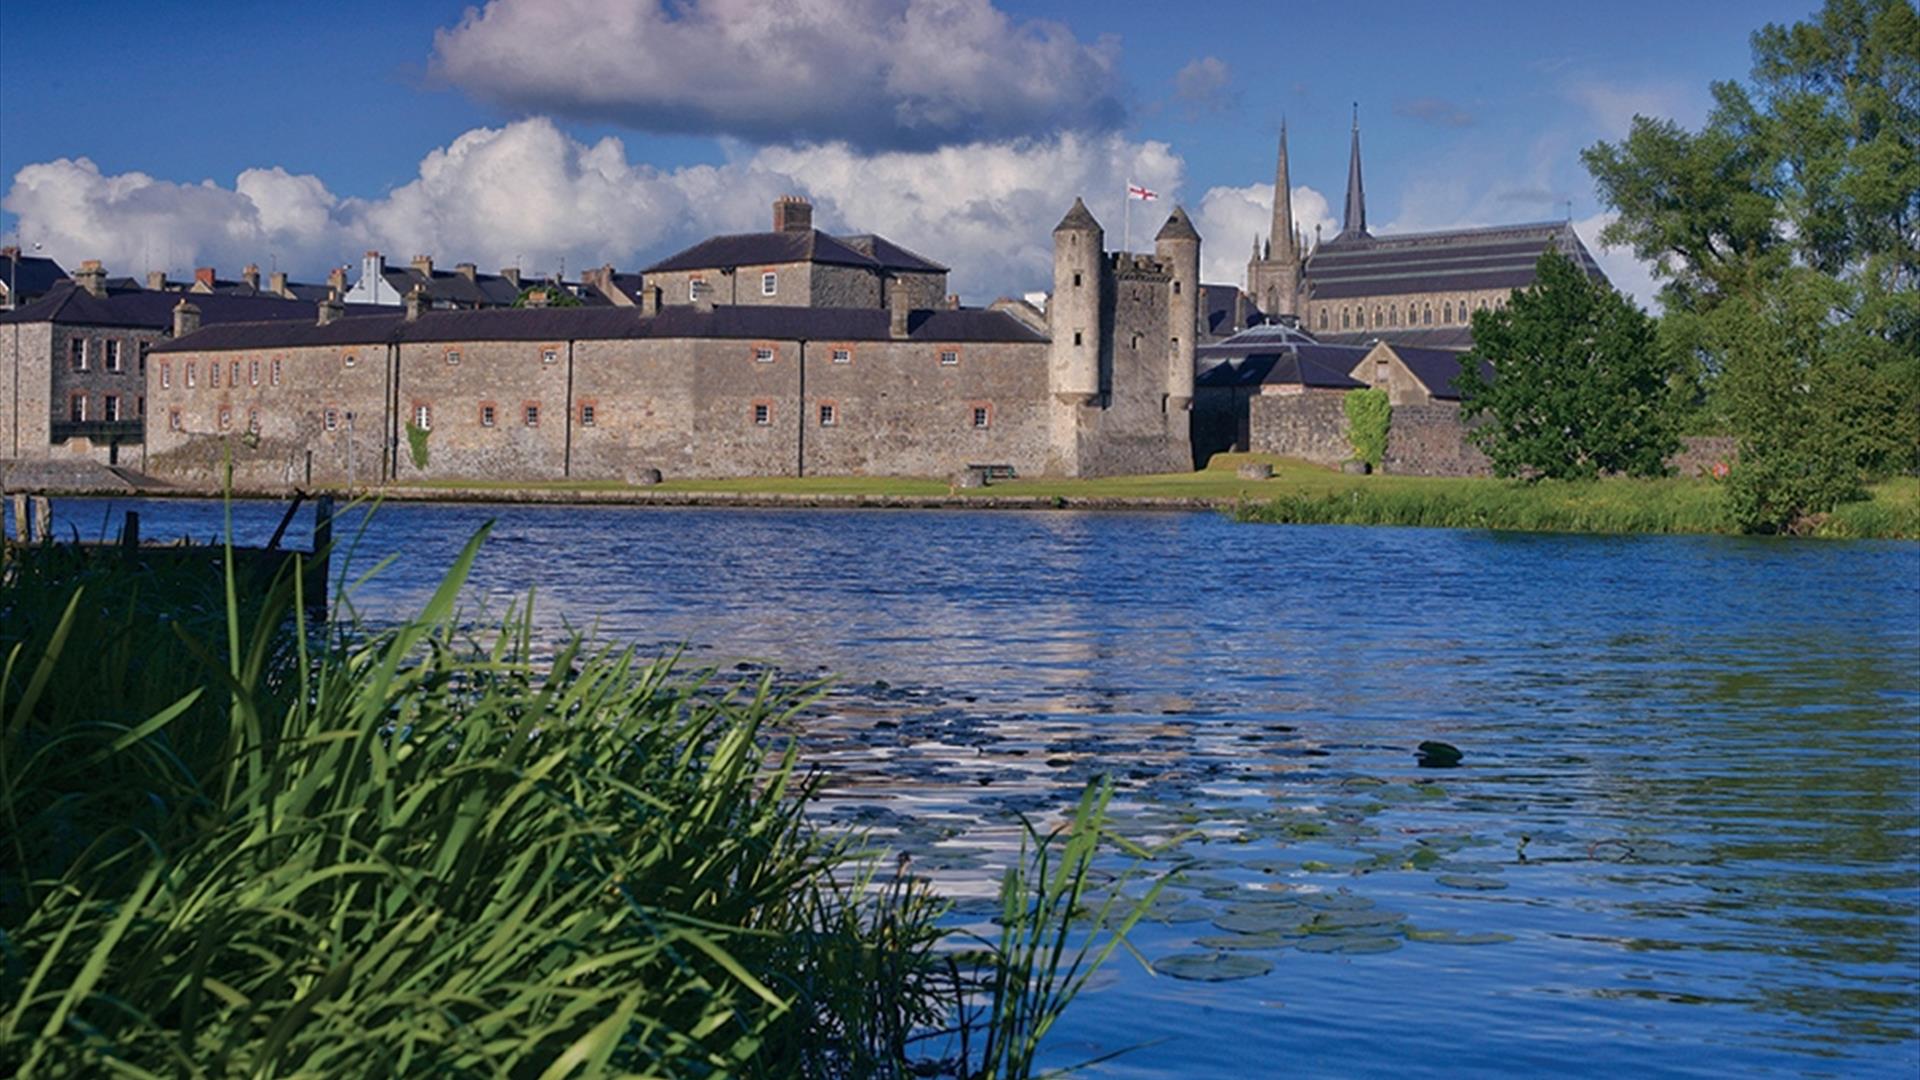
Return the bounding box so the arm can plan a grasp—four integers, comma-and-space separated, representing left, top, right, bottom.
1457, 249, 1677, 480
1582, 0, 1919, 528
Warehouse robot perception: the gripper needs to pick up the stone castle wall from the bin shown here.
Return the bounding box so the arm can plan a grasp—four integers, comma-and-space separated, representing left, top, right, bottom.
1382, 401, 1490, 477
0, 322, 54, 459
1248, 388, 1350, 465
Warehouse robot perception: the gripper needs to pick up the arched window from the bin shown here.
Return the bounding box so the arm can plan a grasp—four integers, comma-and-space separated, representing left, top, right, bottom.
1423, 305, 1433, 325
1319, 309, 1329, 330
1342, 308, 1351, 330
1443, 302, 1452, 323
1374, 306, 1383, 327
1389, 304, 1397, 326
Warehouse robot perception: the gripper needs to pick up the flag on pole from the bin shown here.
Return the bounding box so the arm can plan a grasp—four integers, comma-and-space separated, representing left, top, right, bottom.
1127, 183, 1159, 201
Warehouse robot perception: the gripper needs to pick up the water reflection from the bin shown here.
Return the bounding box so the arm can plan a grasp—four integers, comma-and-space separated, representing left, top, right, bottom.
45, 497, 1920, 1077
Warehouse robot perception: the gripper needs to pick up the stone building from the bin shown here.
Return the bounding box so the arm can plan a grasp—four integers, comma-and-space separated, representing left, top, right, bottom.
0, 264, 377, 465
142, 199, 1201, 485
641, 197, 950, 313
1249, 111, 1609, 350
2, 247, 68, 309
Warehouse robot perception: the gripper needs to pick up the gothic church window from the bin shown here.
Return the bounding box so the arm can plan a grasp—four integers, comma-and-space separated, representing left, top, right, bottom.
1423, 305, 1433, 325
1443, 302, 1452, 323
1389, 304, 1398, 325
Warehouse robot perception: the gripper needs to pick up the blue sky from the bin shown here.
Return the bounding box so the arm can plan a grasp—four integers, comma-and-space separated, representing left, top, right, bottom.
0, 0, 1815, 304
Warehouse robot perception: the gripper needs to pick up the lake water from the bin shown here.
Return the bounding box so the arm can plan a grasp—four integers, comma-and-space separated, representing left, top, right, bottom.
43, 497, 1920, 1077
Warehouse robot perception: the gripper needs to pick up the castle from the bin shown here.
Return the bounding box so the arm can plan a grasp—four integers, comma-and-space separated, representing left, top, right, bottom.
81, 197, 1197, 487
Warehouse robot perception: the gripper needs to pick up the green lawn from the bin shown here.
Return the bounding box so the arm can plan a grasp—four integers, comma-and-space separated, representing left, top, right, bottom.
396, 454, 1920, 539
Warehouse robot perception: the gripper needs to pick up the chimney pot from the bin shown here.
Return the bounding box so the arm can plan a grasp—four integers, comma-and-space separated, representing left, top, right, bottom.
242, 264, 261, 289
146, 270, 169, 291
500, 266, 521, 287
327, 266, 348, 293
455, 262, 477, 281
316, 293, 343, 326
172, 299, 201, 337
76, 260, 109, 298
405, 286, 427, 321
411, 254, 433, 275
773, 195, 814, 234
269, 270, 289, 297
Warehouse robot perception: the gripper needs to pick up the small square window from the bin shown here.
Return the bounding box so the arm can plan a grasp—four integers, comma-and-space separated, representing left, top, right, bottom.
324, 408, 339, 431
761, 272, 777, 296
168, 409, 182, 432
1072, 272, 1082, 287
753, 402, 771, 426
218, 406, 231, 430
689, 279, 707, 301
579, 403, 596, 427
972, 406, 990, 429
480, 404, 496, 427
1072, 330, 1082, 346
754, 346, 774, 363
447, 348, 462, 366
344, 352, 357, 368
831, 347, 851, 364
525, 404, 540, 427
819, 403, 836, 427
541, 348, 558, 365
939, 350, 958, 366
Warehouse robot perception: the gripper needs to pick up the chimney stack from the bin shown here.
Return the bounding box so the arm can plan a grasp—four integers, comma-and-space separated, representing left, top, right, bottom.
269, 271, 289, 297
242, 264, 261, 290
172, 298, 201, 337
946, 294, 961, 310
328, 266, 348, 295
411, 254, 433, 275
76, 260, 109, 298
404, 285, 427, 321
500, 266, 521, 287
640, 284, 660, 316
455, 262, 477, 281
317, 292, 343, 326
195, 266, 216, 289
773, 195, 813, 234
888, 277, 912, 339
146, 270, 169, 291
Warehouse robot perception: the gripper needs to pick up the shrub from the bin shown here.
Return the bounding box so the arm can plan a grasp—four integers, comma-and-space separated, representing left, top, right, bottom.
1343, 388, 1390, 470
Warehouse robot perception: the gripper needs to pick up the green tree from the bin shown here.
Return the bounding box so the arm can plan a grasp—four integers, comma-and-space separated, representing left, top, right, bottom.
1582, 0, 1919, 525
1343, 388, 1390, 470
1457, 249, 1678, 480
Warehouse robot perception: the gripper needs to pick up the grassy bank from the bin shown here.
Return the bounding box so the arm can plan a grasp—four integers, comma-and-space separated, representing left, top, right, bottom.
397, 455, 1920, 538
0, 523, 1154, 1077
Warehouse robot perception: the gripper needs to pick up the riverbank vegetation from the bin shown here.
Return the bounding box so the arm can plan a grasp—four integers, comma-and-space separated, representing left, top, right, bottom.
0, 522, 1158, 1076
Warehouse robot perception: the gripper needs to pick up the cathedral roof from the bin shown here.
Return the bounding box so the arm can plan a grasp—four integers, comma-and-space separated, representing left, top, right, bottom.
1305, 221, 1606, 301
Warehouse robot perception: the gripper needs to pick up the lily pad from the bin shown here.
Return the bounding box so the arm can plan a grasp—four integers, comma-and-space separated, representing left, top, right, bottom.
1434, 874, 1509, 891
1149, 902, 1221, 924
1416, 741, 1464, 768
1304, 908, 1406, 931
1212, 910, 1311, 935
1153, 952, 1274, 982
1193, 932, 1295, 951
1295, 935, 1402, 954
1406, 929, 1517, 945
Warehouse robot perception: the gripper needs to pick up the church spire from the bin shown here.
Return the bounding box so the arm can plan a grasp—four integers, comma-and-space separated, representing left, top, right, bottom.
1342, 103, 1368, 237
1271, 119, 1297, 262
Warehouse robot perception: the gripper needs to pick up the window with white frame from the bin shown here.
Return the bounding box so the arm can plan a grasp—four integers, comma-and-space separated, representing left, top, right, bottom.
479, 403, 496, 427
70, 339, 86, 371
69, 394, 87, 422
754, 346, 774, 363
524, 403, 540, 427
249, 359, 260, 386
761, 272, 777, 296
187, 362, 197, 387
271, 358, 282, 385
413, 402, 431, 430
752, 402, 771, 426
161, 362, 172, 389
939, 349, 958, 366
324, 408, 338, 431
447, 348, 462, 366
541, 347, 558, 365
106, 340, 123, 372
169, 409, 182, 432
104, 394, 121, 421
971, 405, 990, 429
831, 347, 851, 364
579, 402, 596, 427
818, 402, 836, 426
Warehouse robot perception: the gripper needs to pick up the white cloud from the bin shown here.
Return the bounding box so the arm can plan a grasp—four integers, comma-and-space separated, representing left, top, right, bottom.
3, 118, 1195, 302
1574, 211, 1662, 311
1191, 182, 1336, 286
1564, 77, 1701, 138
430, 0, 1125, 151
1173, 56, 1232, 114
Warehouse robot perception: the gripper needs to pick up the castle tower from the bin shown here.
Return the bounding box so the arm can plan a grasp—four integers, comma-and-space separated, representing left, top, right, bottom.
1247, 121, 1304, 319
1049, 197, 1103, 406
1342, 105, 1369, 238
1155, 206, 1200, 410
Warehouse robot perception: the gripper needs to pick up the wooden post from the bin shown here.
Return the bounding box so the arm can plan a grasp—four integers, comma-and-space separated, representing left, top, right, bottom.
312, 495, 333, 557
9, 493, 25, 542
30, 496, 51, 543
120, 510, 141, 553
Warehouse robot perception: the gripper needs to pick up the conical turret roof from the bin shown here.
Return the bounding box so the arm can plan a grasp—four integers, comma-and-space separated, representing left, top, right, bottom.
1155, 205, 1200, 242
1053, 197, 1102, 233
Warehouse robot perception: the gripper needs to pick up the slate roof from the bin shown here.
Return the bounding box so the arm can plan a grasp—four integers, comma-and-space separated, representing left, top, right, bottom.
646, 230, 915, 274
1199, 283, 1263, 337
1, 253, 68, 303
152, 303, 1046, 354
1390, 346, 1485, 401
1195, 345, 1370, 391
1317, 325, 1475, 351
1155, 207, 1200, 242
578, 272, 649, 307
378, 267, 525, 308
1305, 221, 1606, 301
0, 281, 382, 330
200, 279, 340, 303
836, 235, 948, 273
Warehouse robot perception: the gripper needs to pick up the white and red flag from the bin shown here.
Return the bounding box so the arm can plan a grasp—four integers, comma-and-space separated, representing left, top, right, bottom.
1127, 183, 1159, 201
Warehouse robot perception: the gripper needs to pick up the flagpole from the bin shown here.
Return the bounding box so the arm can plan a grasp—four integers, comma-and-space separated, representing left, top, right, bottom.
1124, 179, 1132, 254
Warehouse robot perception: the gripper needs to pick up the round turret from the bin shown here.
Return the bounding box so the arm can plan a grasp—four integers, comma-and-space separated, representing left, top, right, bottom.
1050, 197, 1102, 405
1155, 207, 1200, 409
